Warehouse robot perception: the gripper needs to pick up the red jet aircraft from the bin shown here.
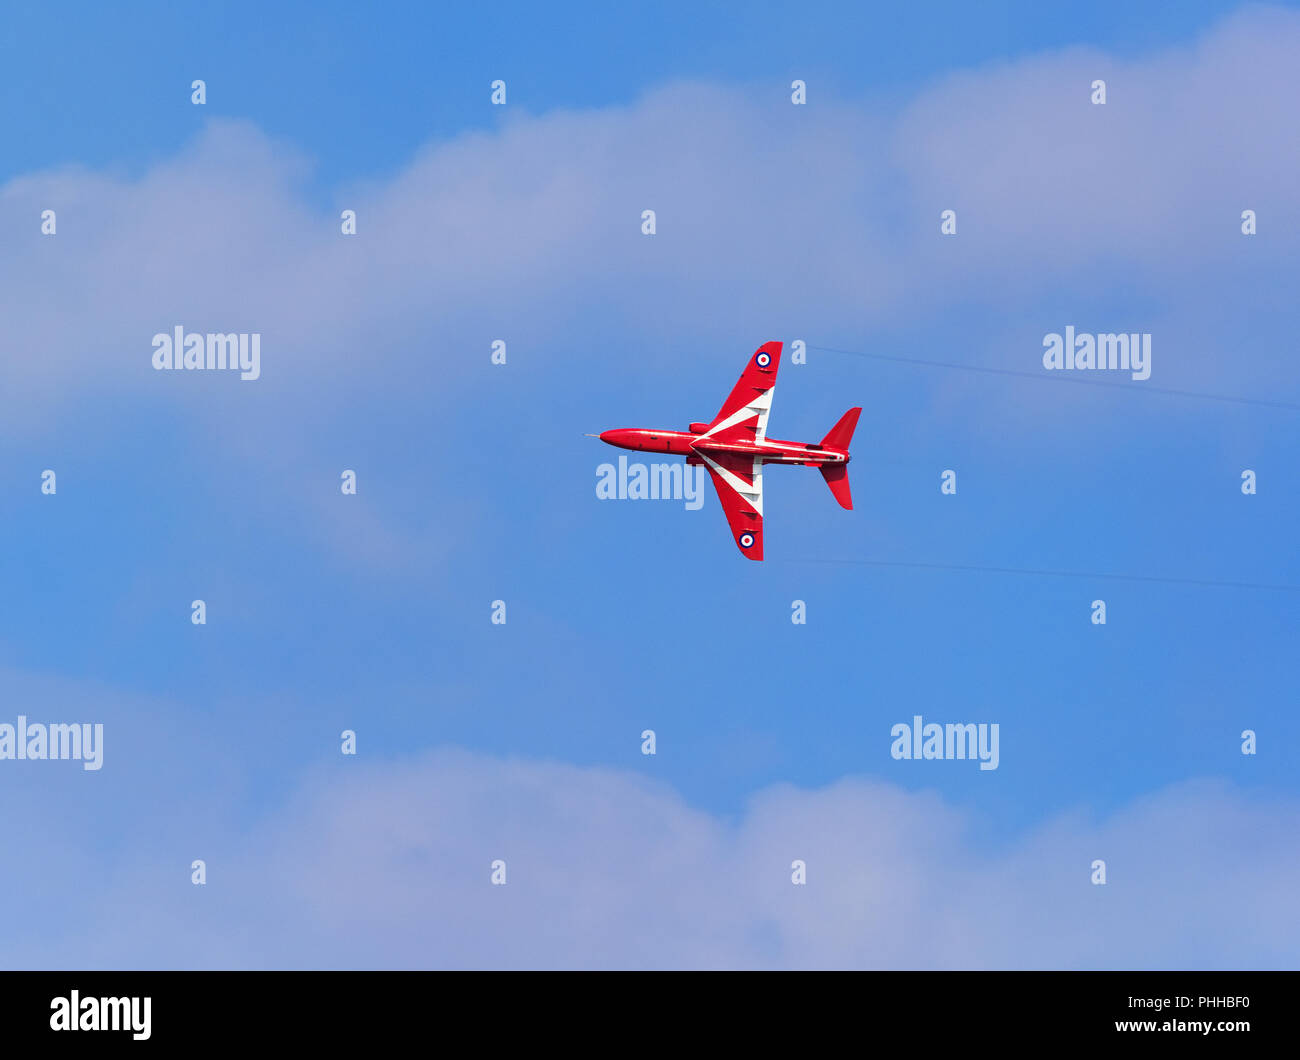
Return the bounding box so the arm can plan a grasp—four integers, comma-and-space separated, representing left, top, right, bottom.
595, 341, 861, 560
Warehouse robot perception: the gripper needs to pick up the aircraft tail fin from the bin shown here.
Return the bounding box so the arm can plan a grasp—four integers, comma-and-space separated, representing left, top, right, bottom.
819, 408, 860, 510
821, 407, 861, 450
820, 464, 852, 509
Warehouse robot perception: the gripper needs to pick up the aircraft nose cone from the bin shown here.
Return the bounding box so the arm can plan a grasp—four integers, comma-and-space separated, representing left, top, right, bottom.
599, 429, 632, 448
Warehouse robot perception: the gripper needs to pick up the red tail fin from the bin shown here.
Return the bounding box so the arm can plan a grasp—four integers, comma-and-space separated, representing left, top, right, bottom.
821, 464, 852, 509
820, 409, 860, 510
821, 407, 861, 450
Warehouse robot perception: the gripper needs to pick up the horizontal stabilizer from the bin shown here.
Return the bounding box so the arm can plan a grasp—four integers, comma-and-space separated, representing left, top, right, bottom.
821, 464, 852, 509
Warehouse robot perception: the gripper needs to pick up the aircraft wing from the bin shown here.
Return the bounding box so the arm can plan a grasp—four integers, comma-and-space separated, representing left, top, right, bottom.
698, 449, 764, 560
700, 341, 781, 444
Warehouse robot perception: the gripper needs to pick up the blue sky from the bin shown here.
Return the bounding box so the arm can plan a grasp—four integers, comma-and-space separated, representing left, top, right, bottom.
0, 1, 1297, 968
0, 0, 1266, 188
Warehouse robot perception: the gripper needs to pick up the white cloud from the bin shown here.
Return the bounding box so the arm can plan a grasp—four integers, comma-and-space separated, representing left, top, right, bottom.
3, 7, 1296, 433
892, 6, 1300, 288
14, 748, 1296, 969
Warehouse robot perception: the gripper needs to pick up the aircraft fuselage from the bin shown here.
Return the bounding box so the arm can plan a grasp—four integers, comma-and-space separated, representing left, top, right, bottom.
598, 428, 849, 466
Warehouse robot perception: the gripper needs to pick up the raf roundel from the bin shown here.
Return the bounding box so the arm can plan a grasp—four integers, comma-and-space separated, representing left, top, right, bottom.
755, 352, 772, 367
738, 532, 755, 549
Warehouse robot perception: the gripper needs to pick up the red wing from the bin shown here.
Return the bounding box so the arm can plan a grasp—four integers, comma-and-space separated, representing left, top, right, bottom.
699, 450, 764, 560
702, 341, 781, 444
